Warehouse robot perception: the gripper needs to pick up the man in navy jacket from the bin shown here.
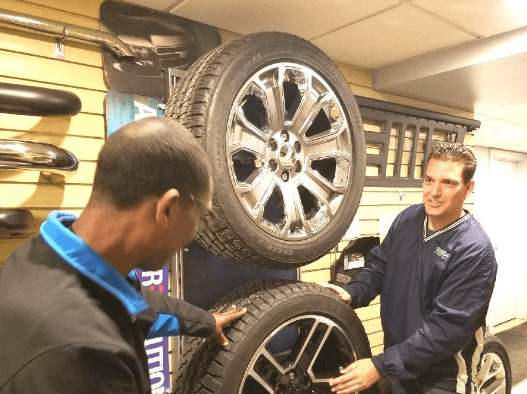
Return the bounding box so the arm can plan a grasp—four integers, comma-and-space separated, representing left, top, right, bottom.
0, 117, 245, 393
325, 143, 497, 394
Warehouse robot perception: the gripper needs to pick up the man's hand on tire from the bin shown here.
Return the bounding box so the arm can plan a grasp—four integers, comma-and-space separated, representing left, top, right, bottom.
315, 282, 352, 304
212, 305, 247, 347
329, 358, 381, 393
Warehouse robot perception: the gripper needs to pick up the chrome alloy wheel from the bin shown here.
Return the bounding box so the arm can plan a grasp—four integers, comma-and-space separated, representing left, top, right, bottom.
475, 350, 508, 394
237, 315, 357, 394
227, 62, 354, 240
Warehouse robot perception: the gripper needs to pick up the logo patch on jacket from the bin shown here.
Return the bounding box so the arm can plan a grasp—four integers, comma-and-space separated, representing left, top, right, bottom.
434, 246, 451, 260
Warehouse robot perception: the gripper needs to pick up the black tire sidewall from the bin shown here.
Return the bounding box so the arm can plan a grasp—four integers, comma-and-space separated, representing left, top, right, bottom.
205, 33, 366, 263
214, 292, 370, 393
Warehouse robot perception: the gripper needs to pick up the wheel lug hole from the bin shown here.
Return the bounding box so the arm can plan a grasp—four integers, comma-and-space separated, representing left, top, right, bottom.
295, 160, 302, 173
281, 171, 289, 182
269, 159, 278, 172
268, 138, 278, 151
294, 141, 301, 153
281, 131, 289, 142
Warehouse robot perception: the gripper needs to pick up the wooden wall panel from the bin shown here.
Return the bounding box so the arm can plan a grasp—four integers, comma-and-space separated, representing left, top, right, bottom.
23, 0, 104, 19
0, 131, 104, 161
0, 26, 103, 67
0, 162, 97, 185
2, 0, 100, 29
0, 184, 92, 209
0, 112, 105, 138
0, 51, 106, 91
0, 0, 106, 268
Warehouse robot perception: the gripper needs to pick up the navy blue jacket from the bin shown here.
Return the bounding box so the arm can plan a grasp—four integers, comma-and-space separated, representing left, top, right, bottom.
0, 211, 215, 393
348, 204, 497, 393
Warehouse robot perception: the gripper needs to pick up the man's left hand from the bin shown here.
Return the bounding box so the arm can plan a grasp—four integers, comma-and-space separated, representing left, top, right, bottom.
329, 358, 380, 393
211, 305, 247, 347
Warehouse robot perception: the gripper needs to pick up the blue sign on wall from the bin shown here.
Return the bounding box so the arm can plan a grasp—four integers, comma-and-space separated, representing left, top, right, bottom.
106, 89, 170, 394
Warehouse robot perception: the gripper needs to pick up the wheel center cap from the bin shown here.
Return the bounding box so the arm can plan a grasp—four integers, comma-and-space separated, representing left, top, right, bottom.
278, 144, 296, 169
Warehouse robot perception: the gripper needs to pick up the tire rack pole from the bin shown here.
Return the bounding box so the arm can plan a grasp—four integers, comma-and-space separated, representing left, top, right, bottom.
0, 8, 139, 63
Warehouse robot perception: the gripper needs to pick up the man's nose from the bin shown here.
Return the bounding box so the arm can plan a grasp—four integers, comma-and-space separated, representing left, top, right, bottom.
431, 182, 441, 196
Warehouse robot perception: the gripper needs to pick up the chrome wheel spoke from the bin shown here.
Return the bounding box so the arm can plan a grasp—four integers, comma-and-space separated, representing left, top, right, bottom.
245, 370, 275, 393
255, 66, 286, 132
291, 88, 328, 137
232, 106, 270, 144
236, 172, 277, 220
299, 173, 333, 208
476, 353, 507, 394
281, 183, 311, 237
289, 319, 330, 369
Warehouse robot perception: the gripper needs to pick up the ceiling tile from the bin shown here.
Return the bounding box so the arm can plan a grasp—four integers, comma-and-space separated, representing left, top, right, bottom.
166, 0, 399, 39
500, 114, 527, 126
376, 51, 527, 113
312, 3, 475, 68
413, 0, 527, 37
475, 119, 527, 152
477, 103, 527, 120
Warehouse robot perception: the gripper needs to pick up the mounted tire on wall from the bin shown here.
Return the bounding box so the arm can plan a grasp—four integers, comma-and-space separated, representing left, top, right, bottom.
174, 280, 379, 394
165, 32, 366, 269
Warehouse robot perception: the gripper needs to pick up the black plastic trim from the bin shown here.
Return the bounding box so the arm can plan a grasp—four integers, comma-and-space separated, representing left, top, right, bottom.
0, 82, 82, 117
356, 96, 481, 131
356, 96, 480, 187
0, 209, 34, 236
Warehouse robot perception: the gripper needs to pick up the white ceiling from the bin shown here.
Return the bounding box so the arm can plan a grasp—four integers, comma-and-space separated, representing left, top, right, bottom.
128, 0, 527, 152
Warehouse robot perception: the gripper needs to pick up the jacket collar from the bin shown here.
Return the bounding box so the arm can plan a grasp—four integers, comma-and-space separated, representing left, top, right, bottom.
40, 211, 150, 317
422, 209, 471, 242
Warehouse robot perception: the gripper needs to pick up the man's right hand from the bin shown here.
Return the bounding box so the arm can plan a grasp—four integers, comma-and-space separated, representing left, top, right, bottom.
211, 305, 246, 347
315, 282, 352, 304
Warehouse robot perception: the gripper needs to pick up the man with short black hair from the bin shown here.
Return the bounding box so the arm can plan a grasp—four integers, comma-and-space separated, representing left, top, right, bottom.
0, 117, 245, 393
323, 142, 497, 394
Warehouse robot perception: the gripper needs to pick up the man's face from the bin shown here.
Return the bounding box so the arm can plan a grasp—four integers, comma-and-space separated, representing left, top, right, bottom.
137, 187, 214, 272
423, 158, 474, 228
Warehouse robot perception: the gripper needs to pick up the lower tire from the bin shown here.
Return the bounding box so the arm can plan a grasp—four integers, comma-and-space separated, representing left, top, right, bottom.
475, 334, 511, 394
174, 280, 378, 394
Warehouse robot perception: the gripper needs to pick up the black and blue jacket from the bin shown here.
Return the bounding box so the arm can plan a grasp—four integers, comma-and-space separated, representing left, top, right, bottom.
0, 211, 214, 393
348, 204, 497, 393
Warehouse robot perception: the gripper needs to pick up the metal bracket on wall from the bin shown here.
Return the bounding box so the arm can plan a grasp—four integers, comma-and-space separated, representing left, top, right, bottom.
0, 8, 139, 64
356, 96, 481, 188
0, 139, 79, 182
55, 27, 68, 60
0, 209, 34, 238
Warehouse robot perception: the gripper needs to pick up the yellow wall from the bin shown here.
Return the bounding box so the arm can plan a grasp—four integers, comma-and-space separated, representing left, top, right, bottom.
0, 0, 107, 265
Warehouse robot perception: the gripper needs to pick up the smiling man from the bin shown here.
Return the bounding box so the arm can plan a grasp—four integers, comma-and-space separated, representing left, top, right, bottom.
324, 142, 498, 394
0, 117, 245, 394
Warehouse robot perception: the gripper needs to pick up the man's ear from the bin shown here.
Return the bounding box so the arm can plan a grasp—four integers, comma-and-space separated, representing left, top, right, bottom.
465, 180, 475, 198
155, 188, 180, 227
